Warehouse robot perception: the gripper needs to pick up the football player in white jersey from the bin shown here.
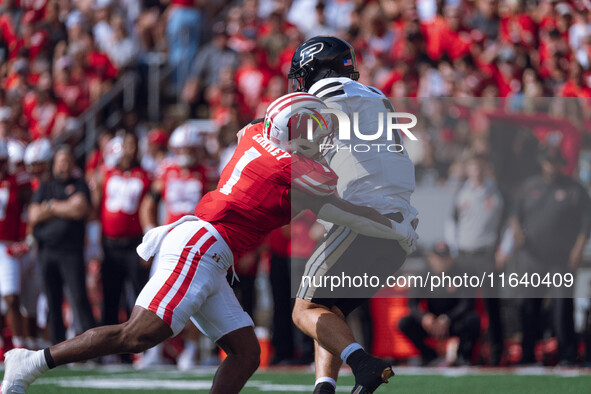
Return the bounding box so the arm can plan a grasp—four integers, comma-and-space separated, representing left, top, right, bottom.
289, 36, 418, 394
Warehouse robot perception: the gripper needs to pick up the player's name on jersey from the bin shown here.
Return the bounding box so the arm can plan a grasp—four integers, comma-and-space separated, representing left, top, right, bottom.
252, 133, 292, 160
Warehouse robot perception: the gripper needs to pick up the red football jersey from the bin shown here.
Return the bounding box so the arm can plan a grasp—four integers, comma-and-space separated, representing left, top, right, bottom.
194, 122, 337, 261
101, 166, 151, 238
0, 175, 24, 242
157, 160, 208, 224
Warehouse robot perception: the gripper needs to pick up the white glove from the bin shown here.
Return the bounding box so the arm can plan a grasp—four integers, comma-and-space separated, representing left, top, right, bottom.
390, 216, 419, 255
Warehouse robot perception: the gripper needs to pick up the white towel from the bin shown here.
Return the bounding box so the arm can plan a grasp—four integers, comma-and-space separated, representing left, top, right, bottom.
136, 215, 201, 261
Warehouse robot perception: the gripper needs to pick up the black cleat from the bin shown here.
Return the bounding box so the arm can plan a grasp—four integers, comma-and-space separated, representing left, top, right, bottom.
350, 356, 394, 394
314, 382, 336, 394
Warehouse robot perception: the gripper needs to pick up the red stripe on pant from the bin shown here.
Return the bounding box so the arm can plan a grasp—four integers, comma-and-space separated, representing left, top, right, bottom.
148, 227, 209, 317
162, 235, 217, 325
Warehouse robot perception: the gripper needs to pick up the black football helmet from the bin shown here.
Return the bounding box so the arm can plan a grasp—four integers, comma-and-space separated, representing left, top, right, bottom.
288, 36, 359, 92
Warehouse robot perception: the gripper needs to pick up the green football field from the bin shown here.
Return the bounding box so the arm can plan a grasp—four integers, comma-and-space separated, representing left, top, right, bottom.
2, 365, 591, 393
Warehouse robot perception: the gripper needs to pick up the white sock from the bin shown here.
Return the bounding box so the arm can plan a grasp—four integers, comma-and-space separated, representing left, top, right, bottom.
34, 349, 50, 373
315, 377, 336, 389
340, 342, 363, 363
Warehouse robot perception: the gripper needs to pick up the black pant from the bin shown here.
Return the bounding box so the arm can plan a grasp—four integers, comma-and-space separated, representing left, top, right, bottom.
456, 250, 504, 363
301, 213, 407, 315
40, 247, 96, 344
269, 255, 313, 362
398, 312, 481, 361
234, 275, 256, 318
521, 298, 576, 363
101, 236, 148, 326
485, 297, 504, 363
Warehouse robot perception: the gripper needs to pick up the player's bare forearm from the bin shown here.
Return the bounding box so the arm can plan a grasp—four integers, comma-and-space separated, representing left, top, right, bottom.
292, 189, 399, 238
139, 194, 158, 231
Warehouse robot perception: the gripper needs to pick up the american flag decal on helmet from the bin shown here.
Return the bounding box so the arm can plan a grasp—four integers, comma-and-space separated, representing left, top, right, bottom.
343, 58, 352, 66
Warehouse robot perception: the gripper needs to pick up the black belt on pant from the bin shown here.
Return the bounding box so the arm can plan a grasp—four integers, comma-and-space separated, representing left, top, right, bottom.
103, 235, 142, 248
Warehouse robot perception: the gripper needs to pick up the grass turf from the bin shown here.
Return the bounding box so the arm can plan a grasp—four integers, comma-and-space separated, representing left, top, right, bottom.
1, 365, 591, 393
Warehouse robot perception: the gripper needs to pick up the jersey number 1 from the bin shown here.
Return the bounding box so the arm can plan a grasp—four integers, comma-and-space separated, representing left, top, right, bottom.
220, 147, 262, 195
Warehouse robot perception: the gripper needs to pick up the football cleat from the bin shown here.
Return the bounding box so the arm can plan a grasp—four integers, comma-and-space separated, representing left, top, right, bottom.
350, 357, 394, 394
1, 349, 48, 394
313, 382, 336, 394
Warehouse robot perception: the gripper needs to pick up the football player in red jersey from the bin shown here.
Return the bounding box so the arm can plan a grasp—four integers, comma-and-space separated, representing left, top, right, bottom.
0, 140, 30, 352
7, 139, 40, 351
140, 122, 209, 228
1, 93, 417, 394
23, 138, 52, 193
138, 123, 210, 370
93, 132, 152, 330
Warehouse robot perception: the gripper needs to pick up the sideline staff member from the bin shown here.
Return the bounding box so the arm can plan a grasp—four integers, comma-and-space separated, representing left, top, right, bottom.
509, 146, 591, 365
29, 146, 96, 344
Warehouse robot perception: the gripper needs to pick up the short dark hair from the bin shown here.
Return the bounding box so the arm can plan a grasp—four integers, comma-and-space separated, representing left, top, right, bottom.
54, 144, 73, 158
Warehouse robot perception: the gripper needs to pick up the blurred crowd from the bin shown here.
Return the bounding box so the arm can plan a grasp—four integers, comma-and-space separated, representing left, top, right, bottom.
1, 0, 591, 370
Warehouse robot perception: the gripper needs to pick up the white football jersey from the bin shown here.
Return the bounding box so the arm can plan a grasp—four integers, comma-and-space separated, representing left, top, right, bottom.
309, 77, 416, 217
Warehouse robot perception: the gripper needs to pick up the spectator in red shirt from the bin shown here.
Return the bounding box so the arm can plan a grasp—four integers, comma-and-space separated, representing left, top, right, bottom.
93, 132, 151, 335
235, 51, 273, 113
22, 72, 59, 140
499, 0, 536, 48
559, 62, 591, 97
423, 4, 472, 62
80, 32, 118, 101
11, 11, 49, 60
0, 0, 20, 57
52, 54, 90, 117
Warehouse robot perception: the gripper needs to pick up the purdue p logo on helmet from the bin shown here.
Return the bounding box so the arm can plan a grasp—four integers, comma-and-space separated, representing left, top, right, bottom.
288, 36, 359, 92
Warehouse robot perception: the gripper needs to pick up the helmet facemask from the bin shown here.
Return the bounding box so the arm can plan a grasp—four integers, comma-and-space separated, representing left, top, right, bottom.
288, 67, 309, 92
287, 111, 333, 160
